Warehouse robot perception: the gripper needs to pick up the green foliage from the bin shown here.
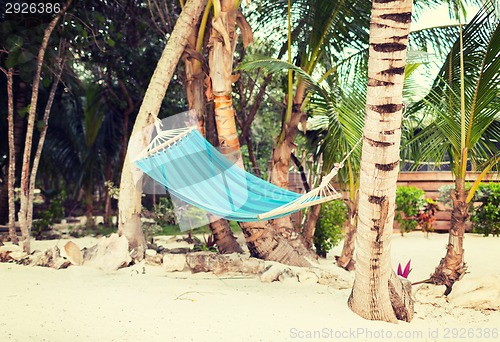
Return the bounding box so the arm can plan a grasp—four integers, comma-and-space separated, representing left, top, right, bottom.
32, 196, 65, 239
152, 197, 177, 226
192, 234, 218, 253
395, 186, 425, 235
142, 197, 177, 242
314, 200, 347, 257
472, 183, 500, 236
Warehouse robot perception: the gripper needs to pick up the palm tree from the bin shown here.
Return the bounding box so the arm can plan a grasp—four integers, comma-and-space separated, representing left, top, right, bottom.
248, 0, 370, 238
192, 0, 245, 254
406, 3, 500, 293
347, 0, 415, 323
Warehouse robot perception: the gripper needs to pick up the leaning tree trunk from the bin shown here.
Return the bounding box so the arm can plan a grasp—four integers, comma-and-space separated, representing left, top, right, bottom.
118, 0, 208, 259
270, 82, 306, 238
6, 69, 18, 244
269, 82, 316, 260
347, 0, 414, 323
429, 178, 468, 294
185, 22, 243, 254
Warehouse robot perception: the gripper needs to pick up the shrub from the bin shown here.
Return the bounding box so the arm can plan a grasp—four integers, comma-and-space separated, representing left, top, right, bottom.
314, 200, 347, 258
471, 183, 500, 237
395, 186, 425, 235
33, 195, 65, 239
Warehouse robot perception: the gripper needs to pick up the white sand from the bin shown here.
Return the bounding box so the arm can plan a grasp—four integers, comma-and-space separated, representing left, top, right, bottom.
1, 233, 499, 342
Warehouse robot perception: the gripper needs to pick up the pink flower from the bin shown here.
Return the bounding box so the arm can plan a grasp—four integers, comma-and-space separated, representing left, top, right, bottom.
397, 260, 412, 278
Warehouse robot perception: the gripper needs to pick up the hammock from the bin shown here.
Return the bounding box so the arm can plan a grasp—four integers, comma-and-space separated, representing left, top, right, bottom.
134, 126, 350, 221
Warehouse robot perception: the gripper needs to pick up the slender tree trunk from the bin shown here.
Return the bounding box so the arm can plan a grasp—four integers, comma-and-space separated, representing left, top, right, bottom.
6, 69, 18, 244
118, 0, 208, 259
18, 0, 71, 253
429, 178, 468, 294
103, 160, 113, 226
0, 81, 29, 227
348, 0, 414, 323
26, 49, 66, 228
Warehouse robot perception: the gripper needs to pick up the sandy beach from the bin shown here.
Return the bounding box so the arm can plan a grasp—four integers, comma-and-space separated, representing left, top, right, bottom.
1, 232, 499, 342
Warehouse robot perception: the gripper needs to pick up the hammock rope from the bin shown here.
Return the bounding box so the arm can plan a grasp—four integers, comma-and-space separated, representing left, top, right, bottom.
134, 125, 360, 221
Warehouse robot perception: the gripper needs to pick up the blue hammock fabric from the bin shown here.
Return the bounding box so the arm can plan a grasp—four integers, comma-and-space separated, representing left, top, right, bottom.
134, 129, 304, 221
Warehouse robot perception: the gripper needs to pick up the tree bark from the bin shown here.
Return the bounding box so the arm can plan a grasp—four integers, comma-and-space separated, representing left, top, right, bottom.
184, 20, 243, 254
118, 0, 208, 259
303, 204, 320, 249
429, 178, 468, 294
336, 197, 358, 270
18, 0, 71, 253
208, 1, 244, 168
26, 48, 66, 229
239, 221, 312, 267
6, 69, 18, 244
348, 0, 414, 323
103, 160, 113, 226
206, 1, 311, 265
270, 103, 305, 237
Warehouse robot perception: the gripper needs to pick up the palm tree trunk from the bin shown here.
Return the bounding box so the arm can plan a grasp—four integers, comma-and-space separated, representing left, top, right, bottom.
347, 0, 414, 323
185, 22, 243, 254
240, 221, 311, 267
269, 99, 315, 259
270, 85, 305, 237
207, 1, 311, 265
303, 204, 321, 249
208, 3, 243, 168
429, 178, 468, 294
118, 0, 208, 259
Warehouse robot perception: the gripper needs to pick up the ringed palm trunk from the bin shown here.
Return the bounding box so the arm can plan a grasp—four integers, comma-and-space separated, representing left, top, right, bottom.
208, 0, 311, 266
118, 0, 208, 258
429, 178, 468, 294
348, 0, 414, 323
185, 24, 243, 254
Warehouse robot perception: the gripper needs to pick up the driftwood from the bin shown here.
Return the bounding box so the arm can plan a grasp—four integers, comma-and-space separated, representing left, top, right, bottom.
186, 252, 265, 275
